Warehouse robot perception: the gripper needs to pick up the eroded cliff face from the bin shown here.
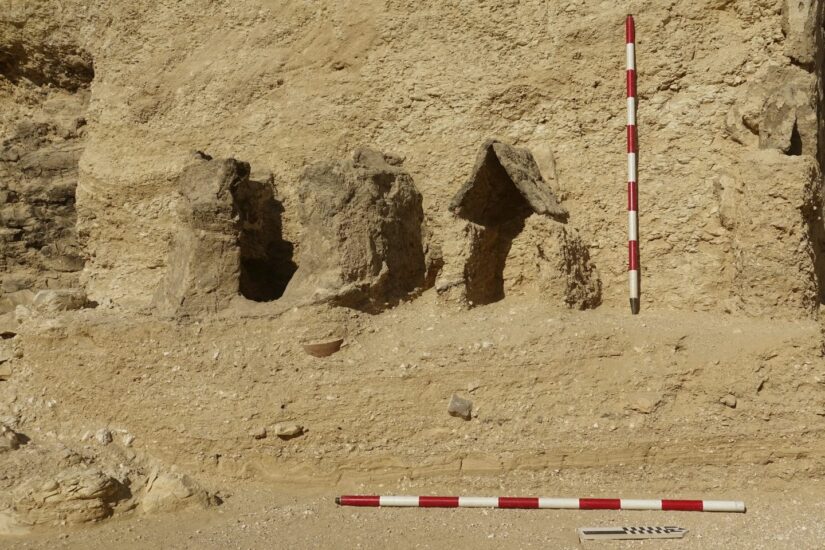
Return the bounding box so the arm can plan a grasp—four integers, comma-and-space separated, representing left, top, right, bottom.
1, 0, 824, 318
0, 1, 94, 312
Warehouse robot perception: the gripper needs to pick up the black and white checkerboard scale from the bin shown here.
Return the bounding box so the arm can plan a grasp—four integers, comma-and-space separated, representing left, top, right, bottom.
578, 526, 688, 540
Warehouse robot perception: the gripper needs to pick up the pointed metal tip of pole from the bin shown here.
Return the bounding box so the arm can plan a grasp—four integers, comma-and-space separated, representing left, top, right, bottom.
335, 497, 341, 505
630, 298, 640, 315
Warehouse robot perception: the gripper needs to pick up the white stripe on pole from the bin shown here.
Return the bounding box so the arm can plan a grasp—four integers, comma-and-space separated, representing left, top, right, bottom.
626, 44, 636, 70
628, 211, 638, 240
629, 270, 639, 298
458, 497, 498, 508
703, 500, 746, 513
380, 496, 419, 507
627, 153, 637, 181
627, 98, 636, 125
538, 498, 580, 509
621, 499, 662, 510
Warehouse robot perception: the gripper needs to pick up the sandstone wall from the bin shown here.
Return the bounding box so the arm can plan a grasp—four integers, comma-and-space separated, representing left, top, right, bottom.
2, 0, 824, 317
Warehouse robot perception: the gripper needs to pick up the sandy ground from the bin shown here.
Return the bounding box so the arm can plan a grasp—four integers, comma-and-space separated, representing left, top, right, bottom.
2, 294, 825, 548
10, 477, 825, 549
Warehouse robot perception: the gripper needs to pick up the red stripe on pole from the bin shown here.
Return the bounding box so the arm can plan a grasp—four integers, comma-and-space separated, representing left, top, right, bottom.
419, 496, 459, 508
627, 181, 638, 210
580, 498, 622, 510
662, 500, 704, 512
626, 15, 635, 43
627, 125, 637, 153
498, 497, 539, 509
340, 495, 380, 507
626, 70, 636, 98
628, 241, 639, 270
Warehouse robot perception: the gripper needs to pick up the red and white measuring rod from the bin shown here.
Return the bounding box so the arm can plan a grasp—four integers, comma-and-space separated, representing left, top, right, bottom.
336, 496, 745, 513
626, 14, 640, 315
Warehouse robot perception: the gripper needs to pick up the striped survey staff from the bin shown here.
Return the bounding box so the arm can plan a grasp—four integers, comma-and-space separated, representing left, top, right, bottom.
335, 495, 745, 512
626, 14, 640, 315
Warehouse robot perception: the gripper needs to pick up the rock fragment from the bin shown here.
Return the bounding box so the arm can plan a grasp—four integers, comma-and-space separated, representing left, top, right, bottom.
448, 394, 473, 420
282, 148, 427, 312
0, 313, 16, 338
438, 140, 599, 308
0, 424, 21, 452
723, 151, 822, 315
13, 468, 125, 526
31, 289, 87, 313
95, 428, 113, 445
782, 0, 824, 67
140, 471, 212, 514
274, 423, 304, 438
0, 340, 11, 380
152, 158, 249, 317
629, 393, 662, 415
250, 427, 267, 440
502, 216, 601, 309
449, 139, 568, 224
721, 394, 737, 409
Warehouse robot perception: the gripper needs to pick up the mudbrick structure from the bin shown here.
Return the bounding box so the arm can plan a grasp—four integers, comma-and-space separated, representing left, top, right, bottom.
4, 1, 825, 547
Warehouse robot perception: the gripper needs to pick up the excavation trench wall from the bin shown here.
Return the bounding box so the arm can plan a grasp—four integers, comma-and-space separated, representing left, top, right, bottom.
1, 0, 824, 318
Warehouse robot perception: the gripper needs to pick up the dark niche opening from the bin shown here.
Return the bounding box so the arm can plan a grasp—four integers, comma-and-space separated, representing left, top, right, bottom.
455, 146, 533, 306
788, 121, 803, 156
232, 178, 297, 302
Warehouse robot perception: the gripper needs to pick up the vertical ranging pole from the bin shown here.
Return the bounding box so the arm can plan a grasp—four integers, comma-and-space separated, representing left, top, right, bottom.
626, 15, 640, 315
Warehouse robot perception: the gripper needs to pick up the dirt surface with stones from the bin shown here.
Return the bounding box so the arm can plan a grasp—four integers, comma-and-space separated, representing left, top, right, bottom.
12, 481, 825, 549
4, 0, 825, 548
3, 295, 825, 546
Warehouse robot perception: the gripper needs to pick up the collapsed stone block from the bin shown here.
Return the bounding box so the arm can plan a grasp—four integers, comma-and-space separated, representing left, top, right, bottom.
282, 148, 426, 312
437, 140, 599, 308
503, 216, 602, 309
437, 217, 526, 306
722, 150, 822, 316
726, 65, 817, 156
139, 470, 212, 514
782, 0, 824, 67
758, 66, 817, 156
153, 157, 248, 317
450, 139, 568, 224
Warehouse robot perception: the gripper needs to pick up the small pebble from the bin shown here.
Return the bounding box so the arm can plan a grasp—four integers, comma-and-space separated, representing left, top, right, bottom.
95, 428, 113, 445
448, 394, 473, 420
721, 394, 737, 408
274, 423, 303, 438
